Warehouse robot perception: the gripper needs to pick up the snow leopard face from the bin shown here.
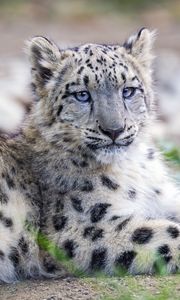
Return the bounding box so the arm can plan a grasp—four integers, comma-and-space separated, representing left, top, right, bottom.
28, 28, 155, 163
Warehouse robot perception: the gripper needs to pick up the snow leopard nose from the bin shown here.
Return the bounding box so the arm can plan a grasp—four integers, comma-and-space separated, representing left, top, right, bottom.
99, 125, 125, 141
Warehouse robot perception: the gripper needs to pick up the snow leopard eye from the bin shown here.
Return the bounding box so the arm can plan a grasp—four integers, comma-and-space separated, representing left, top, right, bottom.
74, 91, 91, 103
122, 87, 137, 99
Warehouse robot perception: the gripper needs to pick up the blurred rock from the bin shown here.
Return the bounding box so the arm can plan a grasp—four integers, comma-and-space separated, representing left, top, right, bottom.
0, 58, 30, 134
154, 50, 180, 143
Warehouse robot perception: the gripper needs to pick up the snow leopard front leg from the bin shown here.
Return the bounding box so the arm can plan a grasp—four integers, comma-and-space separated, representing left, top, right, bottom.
54, 216, 180, 275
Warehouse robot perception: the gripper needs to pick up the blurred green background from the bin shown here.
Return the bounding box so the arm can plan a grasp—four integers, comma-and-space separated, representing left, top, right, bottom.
0, 0, 180, 18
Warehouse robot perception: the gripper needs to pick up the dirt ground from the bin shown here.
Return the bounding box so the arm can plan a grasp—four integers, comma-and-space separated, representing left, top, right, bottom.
0, 278, 99, 300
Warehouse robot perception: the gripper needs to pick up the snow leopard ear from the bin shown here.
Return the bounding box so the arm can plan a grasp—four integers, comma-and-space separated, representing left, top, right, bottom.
123, 28, 156, 69
27, 36, 61, 92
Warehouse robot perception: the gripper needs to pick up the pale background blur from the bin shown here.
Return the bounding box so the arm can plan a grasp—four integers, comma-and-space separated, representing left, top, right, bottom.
0, 0, 180, 146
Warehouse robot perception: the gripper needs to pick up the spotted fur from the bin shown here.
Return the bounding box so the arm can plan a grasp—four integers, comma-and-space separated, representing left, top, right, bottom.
0, 29, 180, 282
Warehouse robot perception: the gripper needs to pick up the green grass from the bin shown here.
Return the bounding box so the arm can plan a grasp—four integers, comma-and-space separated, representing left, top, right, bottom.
85, 275, 180, 300
161, 142, 180, 165
160, 141, 180, 183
